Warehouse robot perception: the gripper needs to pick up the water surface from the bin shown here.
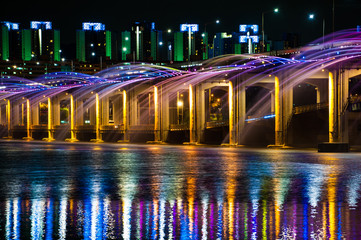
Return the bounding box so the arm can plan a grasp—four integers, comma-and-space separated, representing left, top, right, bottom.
0, 141, 360, 239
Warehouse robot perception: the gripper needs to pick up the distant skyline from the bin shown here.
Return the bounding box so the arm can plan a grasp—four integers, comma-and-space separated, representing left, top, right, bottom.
2, 0, 360, 45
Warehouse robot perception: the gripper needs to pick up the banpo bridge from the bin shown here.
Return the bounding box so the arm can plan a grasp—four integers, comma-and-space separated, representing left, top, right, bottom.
1, 30, 361, 148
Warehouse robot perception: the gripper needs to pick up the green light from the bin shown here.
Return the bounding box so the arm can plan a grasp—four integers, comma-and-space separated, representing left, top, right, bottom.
274, 8, 279, 13
106, 31, 112, 59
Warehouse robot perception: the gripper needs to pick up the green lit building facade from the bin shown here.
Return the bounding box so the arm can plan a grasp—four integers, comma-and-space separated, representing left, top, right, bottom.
76, 22, 112, 63
1, 22, 22, 61
173, 29, 206, 62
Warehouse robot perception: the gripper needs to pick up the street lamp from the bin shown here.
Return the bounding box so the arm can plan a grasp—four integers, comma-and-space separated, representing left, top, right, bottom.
204, 19, 220, 33
308, 13, 325, 44
203, 20, 220, 59
261, 8, 279, 52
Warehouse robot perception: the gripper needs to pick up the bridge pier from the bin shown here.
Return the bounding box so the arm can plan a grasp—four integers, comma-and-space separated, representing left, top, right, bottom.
189, 84, 196, 143
196, 84, 206, 143
6, 99, 11, 138
43, 97, 55, 142
269, 75, 293, 147
122, 90, 129, 142
66, 94, 78, 142
90, 93, 103, 143
235, 77, 246, 146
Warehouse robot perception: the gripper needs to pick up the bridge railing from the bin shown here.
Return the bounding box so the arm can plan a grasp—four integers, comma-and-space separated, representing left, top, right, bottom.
170, 124, 189, 131
293, 102, 328, 115
206, 121, 228, 129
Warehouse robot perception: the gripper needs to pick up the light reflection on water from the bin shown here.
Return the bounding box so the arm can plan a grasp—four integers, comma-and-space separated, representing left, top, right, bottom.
0, 142, 361, 239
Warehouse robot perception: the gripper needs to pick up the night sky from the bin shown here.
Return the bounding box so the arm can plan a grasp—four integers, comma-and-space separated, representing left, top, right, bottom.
2, 0, 360, 46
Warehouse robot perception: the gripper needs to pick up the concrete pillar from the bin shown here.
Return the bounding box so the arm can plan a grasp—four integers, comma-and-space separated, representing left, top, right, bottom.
161, 88, 170, 142
236, 79, 246, 145
44, 97, 55, 141
284, 82, 293, 146
53, 97, 60, 126
32, 101, 39, 126
275, 76, 283, 146
229, 81, 236, 145
189, 84, 196, 143
66, 95, 78, 142
338, 70, 349, 143
13, 103, 19, 126
272, 75, 293, 146
102, 96, 109, 125
122, 90, 128, 141
93, 93, 103, 142
129, 89, 137, 126
329, 71, 336, 143
112, 94, 121, 126
196, 84, 206, 143
6, 99, 11, 138
154, 86, 160, 142
26, 99, 31, 139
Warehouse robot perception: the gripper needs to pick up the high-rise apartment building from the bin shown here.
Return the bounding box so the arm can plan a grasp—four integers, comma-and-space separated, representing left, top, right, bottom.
76, 22, 112, 63
0, 22, 22, 61
173, 24, 206, 62
131, 21, 158, 61
22, 21, 61, 61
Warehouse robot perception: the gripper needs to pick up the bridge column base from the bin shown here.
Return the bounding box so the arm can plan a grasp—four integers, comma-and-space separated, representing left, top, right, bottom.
22, 137, 34, 141
65, 138, 79, 143
90, 139, 104, 143
42, 137, 55, 142
146, 141, 167, 145
221, 143, 240, 147
318, 142, 349, 152
267, 144, 293, 149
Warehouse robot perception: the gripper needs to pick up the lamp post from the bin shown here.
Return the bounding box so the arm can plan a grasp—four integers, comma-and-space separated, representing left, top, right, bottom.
204, 20, 220, 59
308, 13, 326, 44
204, 19, 220, 34
261, 8, 279, 52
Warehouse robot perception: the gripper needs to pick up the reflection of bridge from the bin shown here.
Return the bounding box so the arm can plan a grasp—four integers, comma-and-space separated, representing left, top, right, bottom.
1, 30, 361, 147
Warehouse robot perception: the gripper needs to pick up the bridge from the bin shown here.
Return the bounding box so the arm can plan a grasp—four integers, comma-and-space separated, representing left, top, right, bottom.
1, 30, 361, 148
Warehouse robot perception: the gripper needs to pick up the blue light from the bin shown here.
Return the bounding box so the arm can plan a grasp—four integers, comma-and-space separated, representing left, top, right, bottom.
31, 21, 52, 30
250, 36, 259, 43
239, 24, 259, 34
180, 24, 199, 32
263, 114, 275, 119
240, 35, 259, 43
2, 22, 19, 30
82, 22, 105, 31
240, 36, 248, 43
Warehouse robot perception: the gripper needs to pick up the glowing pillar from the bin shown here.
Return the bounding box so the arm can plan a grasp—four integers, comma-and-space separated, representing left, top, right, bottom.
70, 95, 77, 141
188, 28, 192, 60
95, 93, 102, 142
26, 99, 32, 140
46, 97, 54, 141
275, 76, 283, 146
6, 99, 11, 138
123, 90, 128, 140
136, 26, 140, 61
154, 86, 160, 142
329, 72, 335, 143
65, 95, 78, 142
229, 81, 235, 145
189, 84, 195, 143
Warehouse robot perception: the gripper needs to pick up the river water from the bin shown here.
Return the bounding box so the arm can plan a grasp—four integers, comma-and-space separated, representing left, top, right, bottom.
0, 141, 360, 239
